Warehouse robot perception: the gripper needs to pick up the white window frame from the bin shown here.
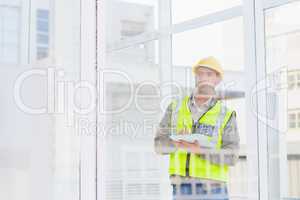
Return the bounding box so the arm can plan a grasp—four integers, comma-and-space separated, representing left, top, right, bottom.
80, 0, 97, 200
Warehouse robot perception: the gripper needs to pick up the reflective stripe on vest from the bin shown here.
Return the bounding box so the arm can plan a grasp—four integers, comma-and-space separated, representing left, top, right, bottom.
168, 96, 234, 182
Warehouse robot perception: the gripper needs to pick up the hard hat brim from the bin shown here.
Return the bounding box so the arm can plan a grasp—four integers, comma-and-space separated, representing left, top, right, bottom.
192, 64, 223, 78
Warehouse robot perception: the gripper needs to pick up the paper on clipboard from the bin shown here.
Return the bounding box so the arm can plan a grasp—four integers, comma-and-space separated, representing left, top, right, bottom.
169, 134, 214, 148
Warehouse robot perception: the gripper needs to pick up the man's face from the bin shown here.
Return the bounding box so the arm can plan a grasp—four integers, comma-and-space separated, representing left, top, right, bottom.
195, 66, 221, 88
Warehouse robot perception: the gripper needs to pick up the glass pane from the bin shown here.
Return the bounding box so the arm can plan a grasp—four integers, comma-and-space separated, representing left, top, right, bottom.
0, 5, 20, 64
36, 34, 49, 44
106, 0, 158, 46
288, 74, 295, 89
297, 73, 300, 88
172, 0, 241, 24
3, 31, 19, 45
3, 7, 19, 31
35, 7, 50, 61
0, 0, 82, 199
172, 17, 247, 199
297, 113, 300, 128
104, 2, 163, 198
37, 9, 49, 19
288, 113, 296, 129
103, 40, 163, 199
2, 45, 18, 63
107, 40, 159, 67
172, 17, 244, 71
265, 1, 300, 198
37, 20, 49, 32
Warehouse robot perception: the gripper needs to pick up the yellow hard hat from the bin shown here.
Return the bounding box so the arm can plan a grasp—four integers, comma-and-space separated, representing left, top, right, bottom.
192, 56, 224, 78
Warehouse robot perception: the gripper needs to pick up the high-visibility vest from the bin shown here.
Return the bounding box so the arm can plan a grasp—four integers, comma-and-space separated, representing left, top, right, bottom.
168, 96, 234, 182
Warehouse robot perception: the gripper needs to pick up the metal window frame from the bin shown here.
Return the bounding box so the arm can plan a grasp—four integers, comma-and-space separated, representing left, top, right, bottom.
239, 1, 265, 199
96, 0, 108, 200
158, 0, 172, 106
80, 0, 97, 200
252, 0, 271, 198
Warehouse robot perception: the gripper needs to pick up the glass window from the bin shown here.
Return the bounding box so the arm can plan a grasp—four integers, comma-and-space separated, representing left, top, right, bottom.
36, 47, 48, 60
172, 16, 247, 198
3, 8, 19, 31
107, 40, 159, 67
0, 0, 82, 200
288, 74, 295, 89
172, 17, 244, 71
36, 8, 49, 61
37, 34, 49, 44
297, 73, 300, 88
172, 0, 241, 24
3, 31, 19, 45
289, 113, 296, 129
2, 45, 18, 64
298, 113, 300, 128
104, 38, 162, 199
0, 6, 20, 64
265, 1, 300, 198
37, 20, 49, 32
37, 9, 49, 19
106, 0, 158, 45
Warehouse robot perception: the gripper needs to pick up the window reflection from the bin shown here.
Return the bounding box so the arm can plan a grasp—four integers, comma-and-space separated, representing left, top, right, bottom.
265, 1, 300, 198
0, 5, 20, 64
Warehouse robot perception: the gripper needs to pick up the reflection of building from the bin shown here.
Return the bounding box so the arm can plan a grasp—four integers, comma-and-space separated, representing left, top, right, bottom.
288, 69, 300, 131
0, 2, 50, 64
104, 83, 165, 200
36, 9, 49, 60
107, 1, 154, 41
286, 66, 300, 197
0, 0, 80, 200
107, 0, 157, 66
0, 1, 53, 200
104, 1, 165, 200
267, 26, 300, 197
0, 2, 20, 64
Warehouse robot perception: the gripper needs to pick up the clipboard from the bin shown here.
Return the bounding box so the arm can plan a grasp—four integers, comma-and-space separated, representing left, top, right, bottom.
169, 133, 214, 148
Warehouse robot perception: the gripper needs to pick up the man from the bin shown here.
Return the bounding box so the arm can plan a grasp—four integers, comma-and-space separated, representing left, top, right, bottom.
154, 57, 240, 200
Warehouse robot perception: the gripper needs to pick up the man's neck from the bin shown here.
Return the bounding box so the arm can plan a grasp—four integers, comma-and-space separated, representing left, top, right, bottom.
194, 96, 210, 107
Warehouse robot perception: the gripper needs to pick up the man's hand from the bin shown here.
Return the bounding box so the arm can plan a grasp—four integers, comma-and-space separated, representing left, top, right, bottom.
172, 140, 201, 154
